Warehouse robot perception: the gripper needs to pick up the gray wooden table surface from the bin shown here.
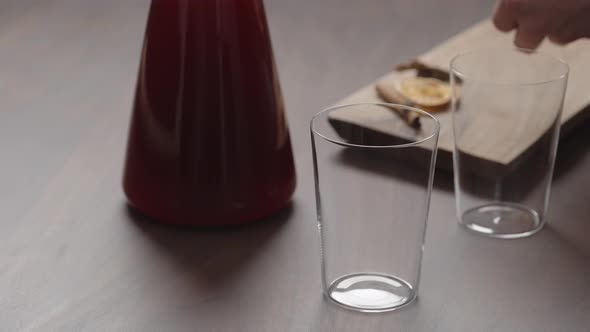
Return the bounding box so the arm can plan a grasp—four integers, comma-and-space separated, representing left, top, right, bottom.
1, 0, 589, 331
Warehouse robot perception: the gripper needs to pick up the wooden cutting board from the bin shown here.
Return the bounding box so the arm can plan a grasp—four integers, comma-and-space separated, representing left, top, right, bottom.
335, 20, 590, 175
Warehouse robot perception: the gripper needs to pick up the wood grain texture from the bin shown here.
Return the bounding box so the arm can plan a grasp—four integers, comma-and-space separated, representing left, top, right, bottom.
0, 0, 589, 331
339, 21, 590, 175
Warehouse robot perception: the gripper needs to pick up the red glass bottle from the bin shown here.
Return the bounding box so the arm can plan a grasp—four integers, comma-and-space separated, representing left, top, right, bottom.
123, 0, 296, 226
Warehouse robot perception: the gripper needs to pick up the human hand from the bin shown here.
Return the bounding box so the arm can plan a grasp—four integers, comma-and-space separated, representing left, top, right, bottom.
493, 0, 590, 48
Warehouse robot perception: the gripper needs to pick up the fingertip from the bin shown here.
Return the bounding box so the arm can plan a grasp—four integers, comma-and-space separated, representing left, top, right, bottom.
514, 38, 543, 50
548, 34, 570, 45
549, 21, 584, 46
493, 15, 517, 32
514, 28, 545, 50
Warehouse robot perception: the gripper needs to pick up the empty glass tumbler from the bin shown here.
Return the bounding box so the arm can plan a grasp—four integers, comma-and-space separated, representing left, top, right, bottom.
311, 103, 439, 312
451, 49, 569, 239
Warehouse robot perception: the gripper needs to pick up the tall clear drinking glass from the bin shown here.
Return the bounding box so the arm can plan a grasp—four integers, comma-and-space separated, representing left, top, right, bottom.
451, 49, 569, 239
311, 103, 439, 312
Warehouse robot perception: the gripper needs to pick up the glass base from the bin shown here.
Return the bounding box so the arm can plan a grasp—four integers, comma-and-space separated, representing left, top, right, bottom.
460, 203, 544, 239
326, 273, 416, 312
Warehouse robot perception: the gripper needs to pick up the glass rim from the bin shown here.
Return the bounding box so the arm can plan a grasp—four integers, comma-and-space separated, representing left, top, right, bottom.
310, 102, 440, 149
450, 48, 569, 86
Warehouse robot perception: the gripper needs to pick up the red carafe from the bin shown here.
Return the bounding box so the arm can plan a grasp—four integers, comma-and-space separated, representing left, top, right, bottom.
123, 0, 296, 226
